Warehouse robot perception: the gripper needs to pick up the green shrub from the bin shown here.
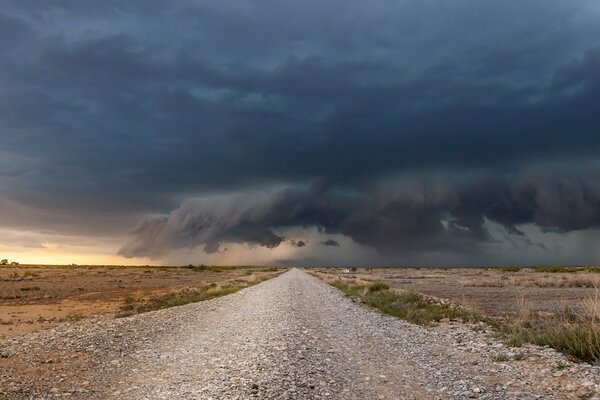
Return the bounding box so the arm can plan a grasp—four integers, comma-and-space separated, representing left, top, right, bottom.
368, 282, 390, 292
506, 321, 600, 362
499, 267, 521, 272
328, 279, 475, 326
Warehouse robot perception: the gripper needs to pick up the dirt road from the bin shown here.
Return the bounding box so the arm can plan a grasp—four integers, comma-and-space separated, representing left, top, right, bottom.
1, 268, 598, 399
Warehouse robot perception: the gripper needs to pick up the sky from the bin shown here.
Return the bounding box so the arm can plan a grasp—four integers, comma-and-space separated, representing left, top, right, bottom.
1, 0, 600, 266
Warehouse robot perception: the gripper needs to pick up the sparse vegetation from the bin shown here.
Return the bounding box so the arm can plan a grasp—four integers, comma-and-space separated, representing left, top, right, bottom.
315, 268, 600, 363
462, 279, 505, 288
66, 312, 84, 321
117, 274, 280, 316
321, 275, 478, 326
532, 266, 577, 273
499, 267, 522, 272
261, 267, 283, 272
182, 265, 242, 273
529, 274, 599, 288
500, 290, 600, 363
20, 286, 40, 291
555, 361, 569, 370
367, 281, 390, 292
1, 264, 287, 337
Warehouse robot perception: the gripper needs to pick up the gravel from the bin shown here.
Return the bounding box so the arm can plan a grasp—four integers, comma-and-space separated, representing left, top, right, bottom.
2, 268, 599, 399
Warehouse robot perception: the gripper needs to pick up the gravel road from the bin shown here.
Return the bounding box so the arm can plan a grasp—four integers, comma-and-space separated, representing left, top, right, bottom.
2, 268, 599, 399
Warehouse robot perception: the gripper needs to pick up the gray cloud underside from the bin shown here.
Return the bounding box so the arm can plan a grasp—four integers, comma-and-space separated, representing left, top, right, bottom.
119, 172, 600, 259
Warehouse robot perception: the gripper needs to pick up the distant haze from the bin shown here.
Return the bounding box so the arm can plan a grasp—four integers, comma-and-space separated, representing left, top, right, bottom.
1, 1, 600, 266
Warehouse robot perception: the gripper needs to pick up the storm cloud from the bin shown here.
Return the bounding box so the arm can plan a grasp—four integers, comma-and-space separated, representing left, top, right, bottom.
119, 172, 600, 260
1, 1, 600, 264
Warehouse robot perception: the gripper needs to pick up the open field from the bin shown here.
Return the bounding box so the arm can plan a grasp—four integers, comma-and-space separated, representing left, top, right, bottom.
310, 266, 600, 317
310, 267, 600, 363
0, 264, 286, 337
2, 269, 599, 399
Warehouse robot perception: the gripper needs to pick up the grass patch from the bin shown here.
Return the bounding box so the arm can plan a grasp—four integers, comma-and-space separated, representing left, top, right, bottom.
182, 265, 242, 273
324, 276, 477, 326
317, 271, 600, 364
261, 267, 283, 272
531, 266, 581, 273
499, 293, 600, 363
502, 319, 600, 362
117, 273, 280, 316
555, 361, 569, 370
492, 353, 509, 362
368, 281, 390, 292
66, 312, 84, 321
20, 286, 40, 291
498, 267, 522, 272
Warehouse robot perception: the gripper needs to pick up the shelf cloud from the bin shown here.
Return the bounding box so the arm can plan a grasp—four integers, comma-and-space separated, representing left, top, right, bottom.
119, 172, 600, 261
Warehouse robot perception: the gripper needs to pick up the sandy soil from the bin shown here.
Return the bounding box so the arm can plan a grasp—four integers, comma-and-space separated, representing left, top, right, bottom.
0, 265, 280, 337
312, 267, 600, 317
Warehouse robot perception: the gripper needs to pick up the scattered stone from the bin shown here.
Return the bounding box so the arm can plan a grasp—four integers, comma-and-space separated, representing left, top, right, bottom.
1, 269, 599, 399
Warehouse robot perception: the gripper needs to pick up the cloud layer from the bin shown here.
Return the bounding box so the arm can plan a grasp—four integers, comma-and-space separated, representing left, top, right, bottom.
119, 172, 600, 261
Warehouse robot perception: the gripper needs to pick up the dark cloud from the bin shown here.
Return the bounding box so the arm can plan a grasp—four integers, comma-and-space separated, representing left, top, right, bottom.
0, 11, 33, 49
321, 239, 340, 247
0, 1, 599, 264
119, 172, 600, 259
289, 240, 307, 248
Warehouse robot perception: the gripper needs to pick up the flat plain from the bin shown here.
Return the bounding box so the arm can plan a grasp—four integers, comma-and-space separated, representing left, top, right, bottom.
0, 264, 283, 337
1, 266, 599, 399
312, 266, 599, 317
2, 269, 599, 399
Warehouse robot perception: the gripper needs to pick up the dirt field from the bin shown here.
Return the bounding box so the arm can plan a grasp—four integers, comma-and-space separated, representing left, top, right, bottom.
311, 267, 600, 317
4, 269, 599, 399
0, 264, 284, 337
3, 264, 597, 337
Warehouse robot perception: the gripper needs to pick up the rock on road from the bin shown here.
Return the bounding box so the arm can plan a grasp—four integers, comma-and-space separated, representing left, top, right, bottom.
2, 268, 599, 399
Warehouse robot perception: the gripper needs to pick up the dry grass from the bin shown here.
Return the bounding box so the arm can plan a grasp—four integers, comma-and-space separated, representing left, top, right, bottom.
315, 273, 479, 326
314, 268, 600, 363
462, 279, 505, 288
499, 289, 600, 363
117, 273, 281, 317
459, 271, 599, 288
528, 274, 600, 288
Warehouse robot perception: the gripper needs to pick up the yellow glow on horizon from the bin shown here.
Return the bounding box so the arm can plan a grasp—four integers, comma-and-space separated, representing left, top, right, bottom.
0, 228, 157, 266
0, 249, 157, 266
